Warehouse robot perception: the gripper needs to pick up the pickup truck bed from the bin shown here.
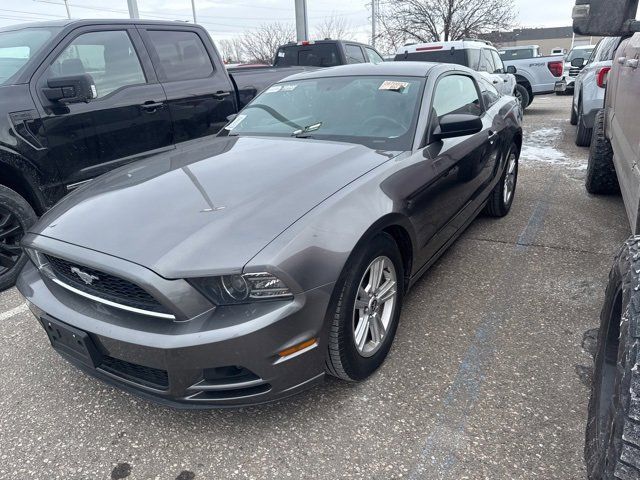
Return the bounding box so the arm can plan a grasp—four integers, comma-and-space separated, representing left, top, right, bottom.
501, 55, 565, 98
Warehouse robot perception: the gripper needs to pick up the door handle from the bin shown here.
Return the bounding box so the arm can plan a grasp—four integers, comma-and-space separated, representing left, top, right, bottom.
626, 58, 639, 69
488, 131, 499, 144
618, 56, 627, 65
213, 91, 231, 99
492, 80, 499, 84
141, 101, 164, 112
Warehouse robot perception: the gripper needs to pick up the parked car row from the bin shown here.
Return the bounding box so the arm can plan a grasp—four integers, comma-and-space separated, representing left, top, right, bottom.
572, 0, 640, 477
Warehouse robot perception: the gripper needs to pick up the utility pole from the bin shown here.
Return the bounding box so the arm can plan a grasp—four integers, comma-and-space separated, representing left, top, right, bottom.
294, 0, 309, 42
127, 0, 140, 19
371, 0, 377, 48
63, 0, 71, 19
191, 0, 197, 24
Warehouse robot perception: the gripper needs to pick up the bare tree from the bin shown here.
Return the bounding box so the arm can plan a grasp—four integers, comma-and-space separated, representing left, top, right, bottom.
240, 22, 295, 64
377, 0, 515, 47
218, 38, 244, 64
314, 14, 353, 40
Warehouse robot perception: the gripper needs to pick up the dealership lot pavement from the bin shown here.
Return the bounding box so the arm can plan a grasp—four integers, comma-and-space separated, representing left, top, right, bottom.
0, 95, 630, 480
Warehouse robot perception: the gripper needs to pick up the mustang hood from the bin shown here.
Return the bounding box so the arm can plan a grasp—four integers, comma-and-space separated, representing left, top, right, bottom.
31, 136, 394, 278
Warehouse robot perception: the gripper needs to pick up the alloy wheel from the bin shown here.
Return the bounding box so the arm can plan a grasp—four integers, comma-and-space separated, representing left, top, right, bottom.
503, 151, 517, 206
352, 256, 398, 358
0, 207, 24, 275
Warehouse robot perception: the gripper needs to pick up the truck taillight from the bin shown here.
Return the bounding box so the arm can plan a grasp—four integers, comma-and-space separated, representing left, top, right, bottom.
548, 61, 563, 77
596, 67, 611, 88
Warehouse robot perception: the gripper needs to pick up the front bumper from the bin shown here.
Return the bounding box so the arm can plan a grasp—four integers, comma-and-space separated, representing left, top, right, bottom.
17, 261, 335, 408
554, 77, 575, 93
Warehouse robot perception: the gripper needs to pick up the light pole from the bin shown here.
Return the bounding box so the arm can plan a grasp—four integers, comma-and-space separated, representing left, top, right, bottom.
294, 0, 309, 42
191, 0, 197, 24
63, 0, 71, 19
127, 0, 140, 19
371, 0, 377, 48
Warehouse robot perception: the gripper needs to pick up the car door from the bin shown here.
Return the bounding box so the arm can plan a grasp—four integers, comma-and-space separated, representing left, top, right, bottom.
140, 26, 237, 143
32, 26, 173, 188
490, 49, 516, 95
409, 72, 498, 267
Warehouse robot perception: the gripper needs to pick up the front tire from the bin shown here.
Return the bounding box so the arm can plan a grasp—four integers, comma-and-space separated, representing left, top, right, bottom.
0, 185, 36, 291
484, 142, 519, 218
585, 109, 619, 195
585, 238, 640, 480
514, 84, 530, 111
325, 233, 404, 381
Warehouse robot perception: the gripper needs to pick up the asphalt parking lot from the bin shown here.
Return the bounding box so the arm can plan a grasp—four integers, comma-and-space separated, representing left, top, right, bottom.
0, 95, 631, 480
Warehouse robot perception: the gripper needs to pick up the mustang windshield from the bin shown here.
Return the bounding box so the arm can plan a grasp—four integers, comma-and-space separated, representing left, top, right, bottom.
0, 27, 60, 85
224, 76, 425, 150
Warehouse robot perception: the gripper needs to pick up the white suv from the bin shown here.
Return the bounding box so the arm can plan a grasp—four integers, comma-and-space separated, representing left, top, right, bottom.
395, 40, 518, 100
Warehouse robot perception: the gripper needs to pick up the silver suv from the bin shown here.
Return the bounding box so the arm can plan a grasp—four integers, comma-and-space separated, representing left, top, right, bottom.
571, 36, 621, 146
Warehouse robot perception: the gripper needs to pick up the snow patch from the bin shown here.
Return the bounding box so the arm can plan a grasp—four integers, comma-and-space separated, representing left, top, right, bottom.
520, 126, 585, 170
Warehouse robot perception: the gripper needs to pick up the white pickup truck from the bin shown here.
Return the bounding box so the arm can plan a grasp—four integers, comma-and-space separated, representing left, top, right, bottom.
498, 46, 566, 106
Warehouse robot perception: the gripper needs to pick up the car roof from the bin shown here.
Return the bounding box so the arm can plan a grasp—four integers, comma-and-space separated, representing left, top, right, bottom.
572, 45, 597, 49
397, 40, 494, 54
280, 39, 374, 48
0, 18, 200, 32
279, 61, 478, 83
501, 45, 539, 50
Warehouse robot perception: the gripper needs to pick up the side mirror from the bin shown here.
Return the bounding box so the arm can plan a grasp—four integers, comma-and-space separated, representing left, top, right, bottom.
506, 65, 517, 74
43, 74, 96, 104
433, 114, 483, 140
571, 57, 586, 68
226, 113, 238, 122
572, 0, 639, 36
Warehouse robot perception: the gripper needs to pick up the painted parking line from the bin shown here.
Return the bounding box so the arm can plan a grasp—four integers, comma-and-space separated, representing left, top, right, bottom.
0, 302, 28, 321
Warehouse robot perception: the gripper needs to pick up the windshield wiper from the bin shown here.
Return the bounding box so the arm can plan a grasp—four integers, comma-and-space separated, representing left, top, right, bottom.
292, 122, 322, 138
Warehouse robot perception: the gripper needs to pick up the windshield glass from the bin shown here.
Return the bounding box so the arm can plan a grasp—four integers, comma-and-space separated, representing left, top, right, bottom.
499, 48, 535, 60
0, 27, 59, 85
567, 48, 594, 61
222, 76, 424, 150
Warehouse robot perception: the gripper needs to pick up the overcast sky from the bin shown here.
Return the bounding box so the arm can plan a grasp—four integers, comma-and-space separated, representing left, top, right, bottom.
0, 0, 577, 42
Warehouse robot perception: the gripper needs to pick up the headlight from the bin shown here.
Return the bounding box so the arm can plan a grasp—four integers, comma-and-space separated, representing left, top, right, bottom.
189, 272, 293, 305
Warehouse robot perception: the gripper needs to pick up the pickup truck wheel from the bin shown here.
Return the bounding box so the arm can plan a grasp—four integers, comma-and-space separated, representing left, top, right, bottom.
585, 238, 640, 480
0, 185, 36, 291
325, 233, 404, 381
585, 109, 619, 195
514, 84, 530, 111
576, 102, 593, 147
484, 143, 519, 217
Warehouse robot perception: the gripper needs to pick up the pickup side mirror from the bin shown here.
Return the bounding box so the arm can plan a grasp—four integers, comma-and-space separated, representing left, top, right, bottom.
573, 0, 639, 36
433, 114, 483, 140
571, 57, 586, 68
506, 65, 517, 74
43, 74, 97, 104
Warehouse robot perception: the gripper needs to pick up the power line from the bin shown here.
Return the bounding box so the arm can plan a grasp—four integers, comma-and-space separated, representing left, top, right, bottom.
0, 8, 66, 18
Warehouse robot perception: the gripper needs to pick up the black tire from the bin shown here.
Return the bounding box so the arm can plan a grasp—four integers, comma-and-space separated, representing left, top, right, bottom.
570, 100, 578, 126
484, 142, 519, 218
325, 233, 404, 381
0, 185, 37, 291
514, 84, 530, 110
576, 101, 593, 147
585, 238, 640, 480
585, 110, 619, 195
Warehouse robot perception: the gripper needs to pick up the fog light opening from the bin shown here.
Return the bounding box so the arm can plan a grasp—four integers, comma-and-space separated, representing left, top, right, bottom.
278, 338, 318, 358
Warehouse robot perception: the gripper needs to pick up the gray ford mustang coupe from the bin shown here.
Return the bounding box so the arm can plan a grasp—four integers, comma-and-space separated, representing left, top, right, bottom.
17, 62, 522, 407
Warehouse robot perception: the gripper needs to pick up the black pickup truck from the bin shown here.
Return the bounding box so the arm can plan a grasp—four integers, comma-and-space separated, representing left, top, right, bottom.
0, 19, 307, 289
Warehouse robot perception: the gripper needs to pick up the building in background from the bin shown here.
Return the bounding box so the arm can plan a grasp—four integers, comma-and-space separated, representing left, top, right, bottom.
481, 27, 602, 55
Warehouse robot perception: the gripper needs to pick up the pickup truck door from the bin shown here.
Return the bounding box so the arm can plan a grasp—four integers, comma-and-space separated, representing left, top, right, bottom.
409, 72, 499, 267
610, 33, 640, 232
32, 26, 173, 188
139, 26, 237, 143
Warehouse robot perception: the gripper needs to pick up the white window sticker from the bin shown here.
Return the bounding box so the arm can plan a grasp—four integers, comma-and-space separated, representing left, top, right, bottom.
379, 80, 410, 92
265, 85, 282, 93
224, 114, 246, 130
282, 84, 297, 91
277, 51, 285, 57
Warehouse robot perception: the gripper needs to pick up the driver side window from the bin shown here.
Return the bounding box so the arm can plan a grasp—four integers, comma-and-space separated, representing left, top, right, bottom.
432, 75, 482, 119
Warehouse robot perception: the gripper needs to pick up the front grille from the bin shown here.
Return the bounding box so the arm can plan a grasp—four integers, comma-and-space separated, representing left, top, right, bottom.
99, 356, 169, 389
45, 254, 170, 315
569, 67, 582, 77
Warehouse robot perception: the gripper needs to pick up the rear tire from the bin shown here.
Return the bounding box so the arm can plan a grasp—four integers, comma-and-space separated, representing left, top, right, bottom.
585, 110, 619, 195
325, 233, 404, 382
0, 185, 37, 291
576, 101, 593, 147
585, 238, 640, 480
514, 84, 530, 110
484, 142, 519, 218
